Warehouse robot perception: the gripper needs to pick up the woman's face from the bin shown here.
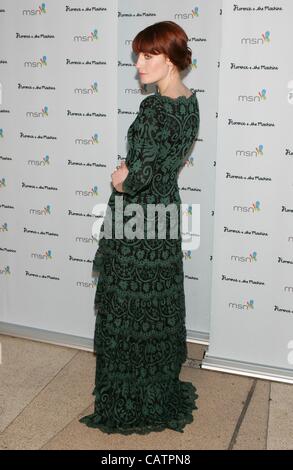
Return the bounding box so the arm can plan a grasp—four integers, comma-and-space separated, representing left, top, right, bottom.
134, 51, 170, 84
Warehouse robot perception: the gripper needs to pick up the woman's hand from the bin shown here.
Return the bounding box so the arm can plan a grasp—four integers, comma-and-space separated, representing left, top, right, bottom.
111, 160, 129, 192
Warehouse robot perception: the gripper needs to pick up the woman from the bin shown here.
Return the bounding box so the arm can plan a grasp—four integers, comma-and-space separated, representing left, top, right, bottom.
79, 20, 200, 434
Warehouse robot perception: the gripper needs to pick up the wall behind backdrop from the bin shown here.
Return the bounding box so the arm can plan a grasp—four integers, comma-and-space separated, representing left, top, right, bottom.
0, 0, 292, 383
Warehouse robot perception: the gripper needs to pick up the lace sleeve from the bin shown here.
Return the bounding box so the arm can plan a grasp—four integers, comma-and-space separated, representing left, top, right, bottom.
122, 95, 167, 196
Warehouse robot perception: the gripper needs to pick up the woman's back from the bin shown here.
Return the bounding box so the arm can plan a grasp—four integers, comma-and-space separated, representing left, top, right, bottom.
123, 90, 200, 202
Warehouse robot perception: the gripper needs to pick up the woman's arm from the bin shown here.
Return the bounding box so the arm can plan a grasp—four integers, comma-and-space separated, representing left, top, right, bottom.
111, 161, 128, 192
115, 95, 167, 197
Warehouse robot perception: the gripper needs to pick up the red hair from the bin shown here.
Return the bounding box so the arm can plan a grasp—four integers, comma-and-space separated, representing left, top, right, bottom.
132, 21, 192, 71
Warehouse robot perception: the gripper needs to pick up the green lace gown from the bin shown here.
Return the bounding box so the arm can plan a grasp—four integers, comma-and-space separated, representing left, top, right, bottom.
79, 89, 200, 434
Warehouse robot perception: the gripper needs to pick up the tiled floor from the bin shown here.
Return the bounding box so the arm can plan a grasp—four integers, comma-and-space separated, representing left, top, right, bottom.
0, 334, 292, 450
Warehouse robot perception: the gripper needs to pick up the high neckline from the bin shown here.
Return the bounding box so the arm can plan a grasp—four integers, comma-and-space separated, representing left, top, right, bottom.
155, 88, 195, 102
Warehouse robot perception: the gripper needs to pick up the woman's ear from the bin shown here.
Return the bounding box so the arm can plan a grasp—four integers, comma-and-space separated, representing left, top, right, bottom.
165, 55, 172, 66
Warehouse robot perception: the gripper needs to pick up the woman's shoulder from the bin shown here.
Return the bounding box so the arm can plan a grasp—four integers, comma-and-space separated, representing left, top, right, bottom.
139, 93, 162, 110
137, 93, 166, 121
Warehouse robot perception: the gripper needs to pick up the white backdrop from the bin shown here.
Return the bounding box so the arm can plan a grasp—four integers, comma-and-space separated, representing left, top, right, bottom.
202, 0, 293, 382
1, 0, 292, 382
0, 0, 219, 347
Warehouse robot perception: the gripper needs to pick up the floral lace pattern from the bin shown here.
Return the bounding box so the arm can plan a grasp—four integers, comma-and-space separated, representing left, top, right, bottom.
79, 91, 200, 434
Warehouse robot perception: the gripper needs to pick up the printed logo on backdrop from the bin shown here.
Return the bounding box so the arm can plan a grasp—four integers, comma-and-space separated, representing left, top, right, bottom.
68, 208, 97, 218
235, 144, 264, 158
232, 200, 261, 213
31, 249, 52, 261
26, 106, 48, 118
75, 185, 98, 197
67, 110, 105, 118
191, 58, 197, 68
65, 6, 107, 13
0, 203, 14, 210
24, 55, 47, 68
75, 133, 99, 145
226, 172, 271, 181
75, 277, 98, 290
228, 117, 274, 128
18, 83, 56, 92
181, 204, 200, 251
174, 6, 199, 20
282, 205, 293, 214
27, 154, 50, 166
25, 271, 59, 281
0, 109, 9, 115
184, 155, 195, 166
0, 223, 8, 232
0, 155, 12, 162
17, 5, 54, 41
0, 266, 10, 275
69, 80, 101, 118
0, 247, 16, 255
224, 226, 268, 238
74, 81, 98, 95
228, 88, 276, 130
68, 160, 106, 168
29, 204, 51, 216
238, 88, 267, 103
231, 62, 278, 71
16, 32, 54, 39
22, 182, 57, 191
66, 58, 106, 66
241, 31, 270, 45
75, 234, 97, 246
24, 226, 58, 237
222, 273, 265, 286
284, 286, 293, 294
68, 253, 93, 264
228, 299, 254, 310
278, 256, 293, 265
20, 130, 57, 140
73, 29, 98, 42
230, 251, 257, 263
275, 305, 293, 314
22, 3, 46, 16
179, 185, 201, 192
233, 5, 283, 12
